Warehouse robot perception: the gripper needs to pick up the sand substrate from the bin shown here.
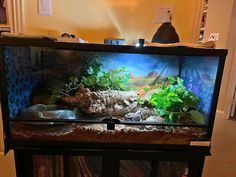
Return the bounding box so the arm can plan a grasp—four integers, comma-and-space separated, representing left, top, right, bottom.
11, 122, 206, 145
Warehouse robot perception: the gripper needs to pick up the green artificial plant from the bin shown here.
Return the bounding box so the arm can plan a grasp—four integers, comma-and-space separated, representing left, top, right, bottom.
149, 77, 205, 124
50, 61, 131, 103
81, 62, 130, 91
50, 76, 80, 103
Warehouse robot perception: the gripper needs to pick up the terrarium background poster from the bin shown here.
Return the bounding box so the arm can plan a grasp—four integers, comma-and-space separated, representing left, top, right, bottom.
181, 56, 219, 120
4, 46, 35, 117
48, 50, 180, 97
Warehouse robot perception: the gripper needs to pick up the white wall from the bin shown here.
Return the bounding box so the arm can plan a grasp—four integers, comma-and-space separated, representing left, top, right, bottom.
223, 0, 236, 119
203, 0, 235, 118
23, 0, 199, 44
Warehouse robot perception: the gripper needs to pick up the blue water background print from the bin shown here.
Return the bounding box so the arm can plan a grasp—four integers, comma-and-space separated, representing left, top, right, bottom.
181, 56, 219, 123
4, 46, 41, 117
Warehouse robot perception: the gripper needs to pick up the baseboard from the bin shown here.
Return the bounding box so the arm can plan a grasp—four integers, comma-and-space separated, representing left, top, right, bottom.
216, 109, 226, 119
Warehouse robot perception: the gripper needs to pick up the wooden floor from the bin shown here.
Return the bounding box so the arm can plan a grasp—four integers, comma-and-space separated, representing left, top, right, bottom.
203, 117, 236, 177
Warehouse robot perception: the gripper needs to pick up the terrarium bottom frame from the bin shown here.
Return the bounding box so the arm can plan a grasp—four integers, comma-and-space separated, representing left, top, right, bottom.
11, 122, 206, 145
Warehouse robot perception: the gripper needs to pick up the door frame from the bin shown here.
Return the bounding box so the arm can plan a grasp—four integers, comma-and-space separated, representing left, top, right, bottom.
220, 0, 236, 120
1, 0, 24, 34
224, 48, 236, 119
190, 0, 205, 43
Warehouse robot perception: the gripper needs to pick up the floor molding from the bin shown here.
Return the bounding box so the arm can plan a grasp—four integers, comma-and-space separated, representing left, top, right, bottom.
216, 110, 226, 119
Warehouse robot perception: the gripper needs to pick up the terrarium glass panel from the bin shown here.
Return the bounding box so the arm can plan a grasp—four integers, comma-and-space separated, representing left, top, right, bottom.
68, 156, 102, 177
119, 160, 151, 177
33, 155, 101, 177
2, 45, 220, 144
33, 155, 64, 177
156, 161, 189, 177
181, 56, 219, 123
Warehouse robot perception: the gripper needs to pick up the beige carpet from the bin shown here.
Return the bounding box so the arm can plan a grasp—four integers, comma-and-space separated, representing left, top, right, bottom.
0, 150, 16, 177
203, 117, 236, 177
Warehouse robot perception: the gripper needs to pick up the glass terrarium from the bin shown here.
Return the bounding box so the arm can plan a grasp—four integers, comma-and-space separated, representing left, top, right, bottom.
0, 37, 227, 147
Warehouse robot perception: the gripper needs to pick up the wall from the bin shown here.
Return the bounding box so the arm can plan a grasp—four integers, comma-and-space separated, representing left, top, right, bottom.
23, 0, 199, 44
203, 0, 235, 117
0, 105, 16, 177
219, 0, 236, 119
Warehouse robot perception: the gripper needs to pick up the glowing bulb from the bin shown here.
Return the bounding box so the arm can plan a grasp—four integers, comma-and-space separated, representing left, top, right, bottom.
134, 39, 144, 47
135, 43, 140, 47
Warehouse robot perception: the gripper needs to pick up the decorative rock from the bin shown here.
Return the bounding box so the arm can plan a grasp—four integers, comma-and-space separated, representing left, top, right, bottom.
140, 109, 150, 119
145, 116, 164, 123
132, 114, 142, 121
129, 97, 136, 102
20, 104, 77, 120
61, 85, 139, 117
124, 107, 158, 122
130, 102, 138, 109
124, 113, 133, 121
114, 104, 123, 111
123, 100, 130, 106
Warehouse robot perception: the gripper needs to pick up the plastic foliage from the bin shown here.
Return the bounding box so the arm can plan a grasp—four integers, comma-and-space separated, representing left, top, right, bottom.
149, 77, 205, 124
81, 62, 130, 91
50, 76, 80, 103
